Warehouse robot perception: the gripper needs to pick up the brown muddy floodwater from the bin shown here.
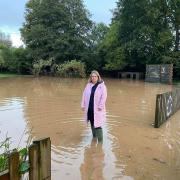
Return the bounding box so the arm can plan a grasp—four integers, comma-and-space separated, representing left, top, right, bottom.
0, 77, 180, 180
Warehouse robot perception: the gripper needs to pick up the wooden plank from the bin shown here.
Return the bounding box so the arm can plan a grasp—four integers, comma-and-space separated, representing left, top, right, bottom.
0, 170, 9, 180
155, 94, 162, 128
34, 138, 51, 180
29, 144, 39, 180
9, 151, 20, 180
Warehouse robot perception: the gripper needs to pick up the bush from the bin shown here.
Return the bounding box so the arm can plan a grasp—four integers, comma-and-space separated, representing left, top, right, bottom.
32, 58, 53, 76
54, 60, 86, 78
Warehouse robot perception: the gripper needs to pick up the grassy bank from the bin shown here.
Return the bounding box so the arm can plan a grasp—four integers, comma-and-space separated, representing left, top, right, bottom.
0, 73, 19, 78
173, 79, 180, 87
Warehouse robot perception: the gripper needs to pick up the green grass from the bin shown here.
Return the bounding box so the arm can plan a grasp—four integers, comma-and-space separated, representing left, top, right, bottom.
0, 73, 19, 78
173, 79, 180, 86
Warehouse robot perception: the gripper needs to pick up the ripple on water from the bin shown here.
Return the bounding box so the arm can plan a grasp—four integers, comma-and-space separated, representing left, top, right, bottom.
0, 97, 29, 152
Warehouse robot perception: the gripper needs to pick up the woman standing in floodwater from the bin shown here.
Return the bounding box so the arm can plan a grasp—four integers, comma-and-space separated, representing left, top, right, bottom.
81, 70, 107, 142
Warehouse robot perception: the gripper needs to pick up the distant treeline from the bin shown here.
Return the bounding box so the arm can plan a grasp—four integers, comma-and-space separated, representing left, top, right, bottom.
0, 0, 179, 78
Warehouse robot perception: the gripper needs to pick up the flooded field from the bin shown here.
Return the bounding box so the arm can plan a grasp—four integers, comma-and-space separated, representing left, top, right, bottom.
0, 77, 180, 180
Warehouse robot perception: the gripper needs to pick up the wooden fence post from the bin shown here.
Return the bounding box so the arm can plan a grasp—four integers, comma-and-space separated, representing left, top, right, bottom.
33, 138, 51, 180
9, 151, 20, 180
155, 94, 161, 128
29, 143, 39, 180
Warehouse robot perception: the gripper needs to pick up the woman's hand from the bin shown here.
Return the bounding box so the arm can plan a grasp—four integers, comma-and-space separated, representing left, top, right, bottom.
98, 108, 102, 111
81, 107, 85, 111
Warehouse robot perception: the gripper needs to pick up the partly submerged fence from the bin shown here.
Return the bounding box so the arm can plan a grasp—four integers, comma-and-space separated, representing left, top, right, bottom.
154, 88, 180, 128
117, 72, 144, 80
0, 137, 51, 180
145, 64, 173, 84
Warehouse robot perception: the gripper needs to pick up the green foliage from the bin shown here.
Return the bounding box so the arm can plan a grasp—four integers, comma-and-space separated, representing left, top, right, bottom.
53, 60, 86, 77
0, 49, 5, 68
0, 44, 32, 74
21, 0, 92, 64
81, 23, 109, 73
32, 58, 86, 77
0, 135, 11, 172
0, 134, 29, 174
0, 31, 12, 47
99, 0, 179, 73
168, 0, 180, 51
0, 0, 178, 77
0, 155, 7, 172
32, 58, 53, 76
19, 160, 29, 174
12, 47, 32, 74
19, 148, 29, 174
89, 23, 109, 48
104, 47, 127, 70
98, 22, 127, 71
0, 45, 13, 71
19, 148, 28, 159
164, 51, 180, 78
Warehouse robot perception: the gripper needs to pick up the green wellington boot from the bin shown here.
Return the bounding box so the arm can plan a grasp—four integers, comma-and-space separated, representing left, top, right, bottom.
96, 128, 103, 142
91, 125, 97, 138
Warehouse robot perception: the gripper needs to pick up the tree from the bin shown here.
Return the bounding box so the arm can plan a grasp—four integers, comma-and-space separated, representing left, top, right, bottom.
0, 44, 5, 70
168, 0, 180, 51
98, 22, 127, 71
88, 23, 109, 48
100, 0, 174, 72
0, 31, 12, 47
21, 0, 92, 64
0, 43, 32, 74
12, 47, 33, 74
0, 45, 14, 71
82, 23, 109, 72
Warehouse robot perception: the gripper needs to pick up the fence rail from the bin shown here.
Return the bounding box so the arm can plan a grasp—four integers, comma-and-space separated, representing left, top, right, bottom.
0, 137, 51, 180
154, 88, 180, 128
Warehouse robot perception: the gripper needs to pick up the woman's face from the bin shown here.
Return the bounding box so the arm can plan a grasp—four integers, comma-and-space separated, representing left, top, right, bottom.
91, 73, 98, 84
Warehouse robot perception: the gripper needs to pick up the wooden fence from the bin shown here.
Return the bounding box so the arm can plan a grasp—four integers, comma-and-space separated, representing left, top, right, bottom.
0, 137, 51, 180
154, 88, 180, 128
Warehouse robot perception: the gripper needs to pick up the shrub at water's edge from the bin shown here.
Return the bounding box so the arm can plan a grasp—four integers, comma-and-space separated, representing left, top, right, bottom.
32, 59, 86, 78
53, 60, 86, 78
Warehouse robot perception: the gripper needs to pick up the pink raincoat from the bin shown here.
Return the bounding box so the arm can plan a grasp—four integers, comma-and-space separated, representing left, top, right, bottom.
81, 82, 107, 128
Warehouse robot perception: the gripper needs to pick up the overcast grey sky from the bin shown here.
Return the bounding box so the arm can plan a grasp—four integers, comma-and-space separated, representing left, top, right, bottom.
0, 0, 117, 46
